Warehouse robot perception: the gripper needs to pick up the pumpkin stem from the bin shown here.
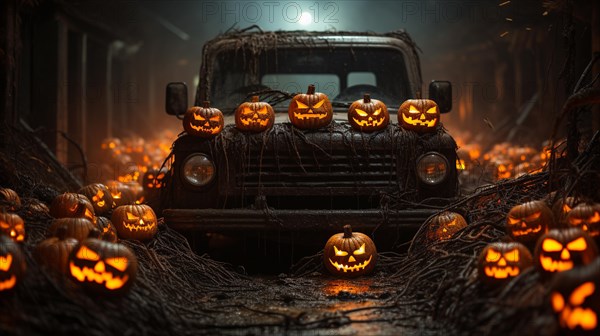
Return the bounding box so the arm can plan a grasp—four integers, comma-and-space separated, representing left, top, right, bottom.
56, 226, 68, 240
251, 95, 259, 103
363, 94, 371, 103
88, 228, 102, 239
343, 225, 353, 238
202, 101, 210, 108
307, 84, 316, 95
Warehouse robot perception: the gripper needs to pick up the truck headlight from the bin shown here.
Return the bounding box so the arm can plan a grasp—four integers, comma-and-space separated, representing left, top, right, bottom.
416, 152, 448, 185
182, 154, 215, 187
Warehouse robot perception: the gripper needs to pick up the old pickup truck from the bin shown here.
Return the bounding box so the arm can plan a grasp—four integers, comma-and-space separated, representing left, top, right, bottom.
161, 28, 458, 262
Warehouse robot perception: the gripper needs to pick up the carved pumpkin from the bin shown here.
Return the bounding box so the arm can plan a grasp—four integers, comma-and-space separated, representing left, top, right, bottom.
506, 200, 554, 244
78, 183, 114, 216
111, 204, 157, 241
35, 226, 78, 275
95, 216, 118, 243
68, 230, 138, 295
566, 203, 600, 239
477, 242, 533, 285
426, 211, 468, 241
124, 181, 144, 204
323, 225, 377, 277
552, 196, 578, 228
0, 212, 25, 243
105, 181, 136, 207
235, 95, 275, 132
0, 187, 21, 211
183, 101, 224, 138
142, 168, 167, 191
398, 98, 440, 133
49, 216, 96, 242
550, 258, 600, 334
347, 94, 389, 132
0, 235, 26, 293
50, 193, 95, 221
288, 84, 333, 129
534, 228, 598, 275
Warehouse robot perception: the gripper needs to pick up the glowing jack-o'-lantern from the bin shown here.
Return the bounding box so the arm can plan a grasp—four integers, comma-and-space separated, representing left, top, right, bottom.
78, 183, 114, 216
35, 226, 78, 275
111, 204, 157, 241
0, 235, 26, 293
235, 96, 275, 132
0, 211, 25, 243
567, 203, 600, 239
323, 225, 377, 277
506, 200, 554, 244
183, 101, 224, 138
534, 228, 598, 275
67, 230, 138, 295
550, 258, 600, 334
50, 193, 95, 221
105, 181, 135, 207
347, 94, 389, 132
477, 242, 533, 285
288, 84, 333, 129
0, 187, 21, 211
142, 168, 168, 191
426, 211, 468, 241
398, 98, 440, 133
552, 196, 578, 228
95, 216, 118, 243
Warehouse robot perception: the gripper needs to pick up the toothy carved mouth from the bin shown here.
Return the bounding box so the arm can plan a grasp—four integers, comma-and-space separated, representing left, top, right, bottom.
190, 124, 221, 134
511, 225, 542, 237
559, 307, 598, 330
329, 255, 372, 273
69, 262, 128, 290
122, 221, 156, 232
402, 114, 437, 127
484, 266, 520, 279
240, 118, 270, 127
352, 118, 385, 127
293, 111, 328, 120
540, 256, 573, 272
0, 275, 16, 291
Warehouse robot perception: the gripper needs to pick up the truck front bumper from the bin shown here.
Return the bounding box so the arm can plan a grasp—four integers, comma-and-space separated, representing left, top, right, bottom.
163, 208, 440, 233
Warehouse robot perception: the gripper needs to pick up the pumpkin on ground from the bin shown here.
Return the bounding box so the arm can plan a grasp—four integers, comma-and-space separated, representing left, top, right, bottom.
183, 101, 224, 138
35, 226, 78, 275
78, 183, 114, 216
235, 96, 275, 132
0, 235, 26, 293
477, 242, 533, 285
534, 228, 598, 275
288, 84, 333, 129
0, 211, 25, 243
67, 230, 138, 295
506, 200, 554, 245
426, 211, 467, 241
323, 225, 377, 277
50, 193, 95, 221
566, 203, 600, 239
95, 216, 118, 243
105, 181, 136, 207
552, 196, 578, 228
0, 187, 21, 211
398, 98, 440, 133
348, 94, 389, 132
111, 204, 158, 241
49, 216, 96, 242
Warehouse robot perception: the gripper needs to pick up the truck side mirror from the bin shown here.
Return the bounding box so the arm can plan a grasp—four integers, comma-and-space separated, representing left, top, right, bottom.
166, 82, 188, 116
429, 81, 452, 113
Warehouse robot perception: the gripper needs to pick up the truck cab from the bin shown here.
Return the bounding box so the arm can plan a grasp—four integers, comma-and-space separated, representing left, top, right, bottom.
161, 29, 458, 259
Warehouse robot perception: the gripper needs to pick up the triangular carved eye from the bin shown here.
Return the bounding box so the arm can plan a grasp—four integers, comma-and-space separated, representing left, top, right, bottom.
296, 101, 308, 109
258, 106, 268, 115
193, 114, 205, 121
507, 216, 520, 225
242, 107, 254, 115
355, 109, 368, 117
312, 99, 325, 109
566, 237, 588, 251
209, 116, 221, 122
372, 108, 382, 116
426, 106, 437, 114
334, 246, 348, 256
504, 249, 520, 262
525, 212, 541, 221
408, 105, 420, 114
105, 257, 129, 272
590, 212, 600, 223
569, 282, 595, 306
542, 239, 563, 252
353, 243, 366, 255
485, 249, 501, 262
126, 212, 139, 221
76, 246, 100, 261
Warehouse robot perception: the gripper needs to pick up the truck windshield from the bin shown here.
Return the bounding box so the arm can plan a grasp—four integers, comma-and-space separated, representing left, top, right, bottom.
206, 47, 412, 113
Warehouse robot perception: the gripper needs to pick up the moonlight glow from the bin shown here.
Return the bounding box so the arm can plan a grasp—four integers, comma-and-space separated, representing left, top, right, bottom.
299, 12, 312, 25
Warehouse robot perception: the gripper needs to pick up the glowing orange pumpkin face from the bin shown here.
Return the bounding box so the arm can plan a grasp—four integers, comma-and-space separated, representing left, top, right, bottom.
347, 94, 389, 132
0, 212, 25, 243
550, 258, 600, 334
398, 99, 440, 133
183, 101, 224, 138
68, 234, 137, 295
534, 228, 598, 275
323, 225, 377, 278
78, 183, 114, 216
235, 96, 275, 132
111, 204, 158, 241
552, 196, 577, 227
49, 193, 95, 221
477, 242, 533, 285
288, 85, 333, 129
0, 235, 26, 293
506, 200, 553, 244
567, 203, 600, 238
426, 211, 468, 241
142, 168, 167, 190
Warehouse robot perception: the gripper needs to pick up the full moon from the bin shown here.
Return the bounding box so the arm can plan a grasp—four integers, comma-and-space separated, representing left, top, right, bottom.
299, 12, 312, 25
